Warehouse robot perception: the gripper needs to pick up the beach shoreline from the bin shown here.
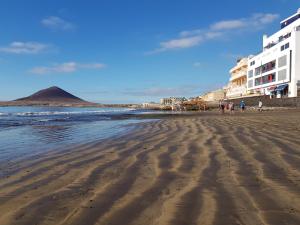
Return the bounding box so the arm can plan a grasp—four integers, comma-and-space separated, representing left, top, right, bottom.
0, 110, 299, 225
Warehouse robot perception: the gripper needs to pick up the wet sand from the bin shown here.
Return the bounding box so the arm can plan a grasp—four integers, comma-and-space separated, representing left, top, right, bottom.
0, 110, 300, 225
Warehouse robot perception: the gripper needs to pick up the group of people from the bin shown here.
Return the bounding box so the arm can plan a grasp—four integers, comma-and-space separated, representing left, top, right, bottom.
219, 99, 263, 114
219, 100, 237, 114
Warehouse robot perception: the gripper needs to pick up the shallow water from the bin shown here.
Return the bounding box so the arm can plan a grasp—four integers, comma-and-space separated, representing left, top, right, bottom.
0, 106, 148, 163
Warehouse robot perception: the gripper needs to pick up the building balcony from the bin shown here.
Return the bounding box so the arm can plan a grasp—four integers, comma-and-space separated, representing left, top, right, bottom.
229, 72, 246, 82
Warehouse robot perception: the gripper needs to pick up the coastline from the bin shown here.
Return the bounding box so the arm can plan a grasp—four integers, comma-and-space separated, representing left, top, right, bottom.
0, 110, 299, 225
0, 101, 138, 108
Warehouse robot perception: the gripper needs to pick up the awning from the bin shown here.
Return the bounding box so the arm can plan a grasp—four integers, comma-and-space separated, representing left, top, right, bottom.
275, 84, 288, 92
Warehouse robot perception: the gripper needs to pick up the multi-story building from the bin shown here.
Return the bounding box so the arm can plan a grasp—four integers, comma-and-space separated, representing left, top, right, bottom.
247, 9, 300, 98
201, 89, 226, 102
160, 97, 187, 105
225, 57, 248, 99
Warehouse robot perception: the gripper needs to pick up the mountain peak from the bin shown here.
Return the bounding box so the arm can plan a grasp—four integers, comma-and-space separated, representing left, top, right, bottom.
15, 86, 86, 103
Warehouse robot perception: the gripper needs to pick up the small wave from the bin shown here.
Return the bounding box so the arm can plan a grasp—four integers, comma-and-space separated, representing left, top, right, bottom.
0, 112, 8, 116
15, 109, 136, 116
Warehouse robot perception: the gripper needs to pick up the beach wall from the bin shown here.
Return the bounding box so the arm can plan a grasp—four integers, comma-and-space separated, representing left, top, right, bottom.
225, 95, 300, 107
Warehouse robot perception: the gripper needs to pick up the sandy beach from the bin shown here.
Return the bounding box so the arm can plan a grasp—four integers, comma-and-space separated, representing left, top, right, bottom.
0, 110, 299, 225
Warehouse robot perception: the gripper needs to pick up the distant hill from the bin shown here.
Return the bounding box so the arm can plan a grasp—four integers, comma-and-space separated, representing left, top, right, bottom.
15, 86, 86, 103
0, 86, 138, 107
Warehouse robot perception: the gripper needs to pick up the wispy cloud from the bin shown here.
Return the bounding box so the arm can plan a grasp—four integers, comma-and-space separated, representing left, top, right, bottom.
210, 13, 279, 31
41, 16, 76, 31
193, 62, 204, 67
30, 62, 106, 75
148, 13, 279, 54
0, 42, 51, 54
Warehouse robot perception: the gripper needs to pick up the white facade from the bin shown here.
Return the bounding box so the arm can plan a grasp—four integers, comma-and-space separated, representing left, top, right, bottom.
226, 57, 248, 99
201, 89, 225, 102
247, 9, 300, 98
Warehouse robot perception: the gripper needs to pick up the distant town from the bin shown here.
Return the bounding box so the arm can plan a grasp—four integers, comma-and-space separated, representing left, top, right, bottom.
143, 8, 300, 110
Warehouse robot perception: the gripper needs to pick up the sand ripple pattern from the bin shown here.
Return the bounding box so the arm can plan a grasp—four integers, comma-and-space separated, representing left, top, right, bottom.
0, 111, 299, 225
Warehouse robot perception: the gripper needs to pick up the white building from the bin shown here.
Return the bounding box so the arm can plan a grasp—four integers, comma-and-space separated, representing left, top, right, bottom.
247, 9, 300, 98
160, 97, 187, 105
226, 57, 248, 99
142, 102, 161, 108
201, 89, 225, 102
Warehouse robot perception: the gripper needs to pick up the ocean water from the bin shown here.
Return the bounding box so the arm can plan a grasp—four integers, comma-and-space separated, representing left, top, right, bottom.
0, 106, 148, 164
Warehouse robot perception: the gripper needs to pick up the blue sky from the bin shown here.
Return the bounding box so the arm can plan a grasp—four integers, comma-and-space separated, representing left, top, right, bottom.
0, 0, 299, 103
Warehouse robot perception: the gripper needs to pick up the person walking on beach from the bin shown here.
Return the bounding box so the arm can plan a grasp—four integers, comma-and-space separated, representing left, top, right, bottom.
219, 100, 225, 114
258, 100, 263, 112
240, 100, 246, 112
229, 102, 235, 114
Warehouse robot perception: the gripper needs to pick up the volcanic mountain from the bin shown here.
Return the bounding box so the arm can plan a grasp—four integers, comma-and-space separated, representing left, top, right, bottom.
15, 86, 87, 103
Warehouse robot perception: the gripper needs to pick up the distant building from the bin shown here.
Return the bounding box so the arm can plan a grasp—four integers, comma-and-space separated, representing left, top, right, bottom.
247, 8, 300, 98
225, 57, 248, 99
160, 97, 187, 105
201, 89, 225, 102
142, 102, 161, 108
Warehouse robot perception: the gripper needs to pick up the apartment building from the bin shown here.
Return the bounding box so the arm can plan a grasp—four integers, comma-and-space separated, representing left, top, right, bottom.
225, 57, 248, 99
247, 9, 300, 98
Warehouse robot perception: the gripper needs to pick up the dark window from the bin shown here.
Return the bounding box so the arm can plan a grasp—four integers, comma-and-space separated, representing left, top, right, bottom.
261, 60, 276, 73
281, 14, 300, 29
255, 77, 262, 86
281, 42, 290, 51
262, 73, 276, 84
255, 67, 261, 76
285, 43, 289, 49
255, 73, 276, 86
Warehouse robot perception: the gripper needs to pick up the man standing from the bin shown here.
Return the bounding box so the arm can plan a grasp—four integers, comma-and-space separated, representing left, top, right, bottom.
240, 100, 246, 112
258, 100, 263, 112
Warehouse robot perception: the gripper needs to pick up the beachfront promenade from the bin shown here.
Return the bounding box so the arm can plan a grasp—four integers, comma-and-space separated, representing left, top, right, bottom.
0, 110, 299, 225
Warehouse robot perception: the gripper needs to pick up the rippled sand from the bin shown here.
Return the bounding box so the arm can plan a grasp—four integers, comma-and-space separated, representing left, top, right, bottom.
0, 110, 300, 225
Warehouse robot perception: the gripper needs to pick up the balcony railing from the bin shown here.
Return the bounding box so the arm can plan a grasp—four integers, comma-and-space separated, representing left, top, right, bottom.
230, 71, 246, 81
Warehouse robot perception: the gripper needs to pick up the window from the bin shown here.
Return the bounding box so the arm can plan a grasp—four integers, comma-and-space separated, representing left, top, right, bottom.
278, 55, 287, 68
281, 14, 300, 29
255, 77, 262, 86
284, 33, 291, 39
255, 67, 261, 76
281, 42, 290, 51
248, 80, 253, 88
261, 60, 276, 73
248, 70, 253, 78
250, 61, 255, 66
255, 73, 276, 86
261, 73, 276, 84
278, 69, 287, 81
285, 43, 289, 49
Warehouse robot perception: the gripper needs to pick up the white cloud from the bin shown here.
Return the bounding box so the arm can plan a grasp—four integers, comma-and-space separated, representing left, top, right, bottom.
161, 36, 203, 49
30, 62, 106, 75
211, 13, 279, 31
41, 16, 75, 31
210, 20, 246, 30
193, 62, 202, 67
149, 13, 279, 53
0, 42, 50, 54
